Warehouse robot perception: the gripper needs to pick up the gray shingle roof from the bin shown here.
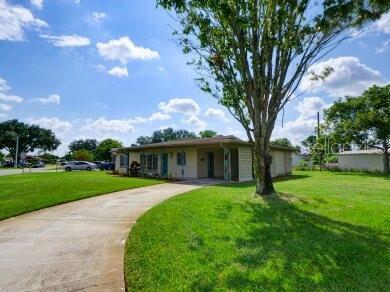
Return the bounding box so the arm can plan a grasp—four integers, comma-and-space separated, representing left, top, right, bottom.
113, 135, 296, 152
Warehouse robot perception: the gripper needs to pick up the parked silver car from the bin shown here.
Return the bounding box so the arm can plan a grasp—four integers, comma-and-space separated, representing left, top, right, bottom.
63, 161, 97, 171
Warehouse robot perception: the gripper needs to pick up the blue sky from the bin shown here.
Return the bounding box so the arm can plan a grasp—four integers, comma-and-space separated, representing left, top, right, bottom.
0, 0, 389, 155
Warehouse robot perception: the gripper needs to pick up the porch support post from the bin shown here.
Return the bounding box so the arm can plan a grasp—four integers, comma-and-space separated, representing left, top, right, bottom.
222, 145, 231, 181
181, 147, 185, 178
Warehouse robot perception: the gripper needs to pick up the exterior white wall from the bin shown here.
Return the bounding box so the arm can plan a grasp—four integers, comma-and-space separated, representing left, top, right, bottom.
338, 153, 384, 172
197, 148, 224, 178
274, 150, 286, 176
115, 146, 293, 179
115, 148, 198, 178
165, 147, 198, 179
115, 154, 128, 173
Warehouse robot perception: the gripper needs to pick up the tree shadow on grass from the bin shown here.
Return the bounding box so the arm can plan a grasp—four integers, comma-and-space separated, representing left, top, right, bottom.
221, 193, 389, 290
327, 171, 390, 180
219, 174, 311, 189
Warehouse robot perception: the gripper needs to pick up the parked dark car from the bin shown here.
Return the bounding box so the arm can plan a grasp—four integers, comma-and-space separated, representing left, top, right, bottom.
31, 161, 45, 168
4, 161, 15, 167
99, 162, 115, 170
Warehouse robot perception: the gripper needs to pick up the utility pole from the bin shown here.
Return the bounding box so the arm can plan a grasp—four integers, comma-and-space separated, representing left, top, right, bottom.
317, 111, 321, 171
15, 135, 19, 168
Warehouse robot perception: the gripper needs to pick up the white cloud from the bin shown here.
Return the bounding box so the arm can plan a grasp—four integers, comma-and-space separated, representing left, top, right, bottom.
375, 12, 390, 34
0, 93, 23, 103
148, 112, 171, 122
89, 12, 107, 25
30, 0, 43, 9
159, 98, 200, 115
376, 39, 390, 54
81, 111, 171, 134
0, 0, 48, 41
182, 115, 207, 131
295, 97, 329, 120
82, 117, 135, 134
40, 34, 90, 47
0, 78, 23, 103
93, 64, 106, 71
27, 117, 72, 134
272, 96, 330, 145
273, 118, 317, 146
97, 36, 159, 64
107, 66, 128, 77
205, 108, 229, 122
157, 66, 166, 72
300, 56, 384, 96
0, 103, 13, 111
0, 78, 10, 92
33, 94, 60, 104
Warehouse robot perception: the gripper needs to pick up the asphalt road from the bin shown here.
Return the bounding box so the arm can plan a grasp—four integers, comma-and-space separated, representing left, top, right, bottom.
0, 166, 64, 176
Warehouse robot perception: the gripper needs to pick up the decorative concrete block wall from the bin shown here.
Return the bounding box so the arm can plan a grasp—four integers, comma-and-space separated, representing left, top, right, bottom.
238, 147, 253, 182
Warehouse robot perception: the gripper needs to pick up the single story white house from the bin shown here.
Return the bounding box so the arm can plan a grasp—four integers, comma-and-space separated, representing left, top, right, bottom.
338, 149, 386, 172
112, 135, 294, 182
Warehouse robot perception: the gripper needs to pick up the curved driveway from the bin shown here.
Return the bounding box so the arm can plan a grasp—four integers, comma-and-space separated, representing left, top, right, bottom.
0, 183, 200, 291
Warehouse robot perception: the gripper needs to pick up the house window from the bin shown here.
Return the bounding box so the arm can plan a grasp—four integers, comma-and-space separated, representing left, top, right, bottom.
177, 152, 186, 165
140, 154, 158, 172
120, 154, 129, 168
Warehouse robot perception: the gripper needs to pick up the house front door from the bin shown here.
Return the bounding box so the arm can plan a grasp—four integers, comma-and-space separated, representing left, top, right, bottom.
207, 152, 214, 178
161, 153, 168, 177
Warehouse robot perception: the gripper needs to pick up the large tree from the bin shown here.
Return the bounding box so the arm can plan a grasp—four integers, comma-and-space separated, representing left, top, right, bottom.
325, 84, 390, 173
96, 139, 123, 161
157, 0, 388, 195
69, 139, 98, 153
199, 129, 218, 138
271, 138, 292, 147
136, 127, 197, 145
0, 119, 60, 158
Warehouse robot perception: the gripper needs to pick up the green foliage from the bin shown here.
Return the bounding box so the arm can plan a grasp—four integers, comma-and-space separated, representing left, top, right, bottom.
0, 172, 162, 220
325, 84, 390, 172
129, 161, 141, 177
157, 0, 389, 194
40, 153, 59, 164
69, 139, 98, 153
199, 130, 218, 138
96, 139, 123, 161
136, 127, 197, 145
124, 171, 390, 290
271, 138, 292, 147
0, 152, 4, 162
73, 149, 94, 162
325, 84, 390, 148
0, 119, 60, 158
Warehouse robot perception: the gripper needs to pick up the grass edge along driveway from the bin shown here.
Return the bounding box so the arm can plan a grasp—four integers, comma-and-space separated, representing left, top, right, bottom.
124, 171, 389, 291
0, 171, 163, 221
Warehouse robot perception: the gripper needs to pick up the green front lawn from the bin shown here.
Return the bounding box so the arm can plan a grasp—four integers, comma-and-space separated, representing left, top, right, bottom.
0, 171, 162, 220
124, 171, 390, 290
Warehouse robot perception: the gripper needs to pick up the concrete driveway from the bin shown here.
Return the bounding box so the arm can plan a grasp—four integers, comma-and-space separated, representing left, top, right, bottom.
0, 183, 200, 291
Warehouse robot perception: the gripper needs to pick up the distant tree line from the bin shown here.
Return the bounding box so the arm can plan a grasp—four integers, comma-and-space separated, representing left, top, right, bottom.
0, 119, 60, 160
135, 128, 218, 145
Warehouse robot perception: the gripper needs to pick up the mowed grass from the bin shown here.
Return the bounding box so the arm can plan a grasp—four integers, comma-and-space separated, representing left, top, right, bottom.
124, 171, 390, 290
0, 171, 162, 220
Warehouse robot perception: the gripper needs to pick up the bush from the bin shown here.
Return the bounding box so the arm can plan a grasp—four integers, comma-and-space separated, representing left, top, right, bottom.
295, 160, 312, 171
73, 149, 94, 162
129, 161, 141, 177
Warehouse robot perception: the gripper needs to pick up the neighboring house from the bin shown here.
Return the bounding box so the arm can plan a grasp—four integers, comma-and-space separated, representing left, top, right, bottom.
338, 149, 385, 172
112, 135, 294, 182
292, 153, 309, 167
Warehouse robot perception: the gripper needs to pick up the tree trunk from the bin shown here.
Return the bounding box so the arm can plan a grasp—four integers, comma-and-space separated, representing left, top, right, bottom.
253, 138, 275, 196
383, 142, 389, 174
